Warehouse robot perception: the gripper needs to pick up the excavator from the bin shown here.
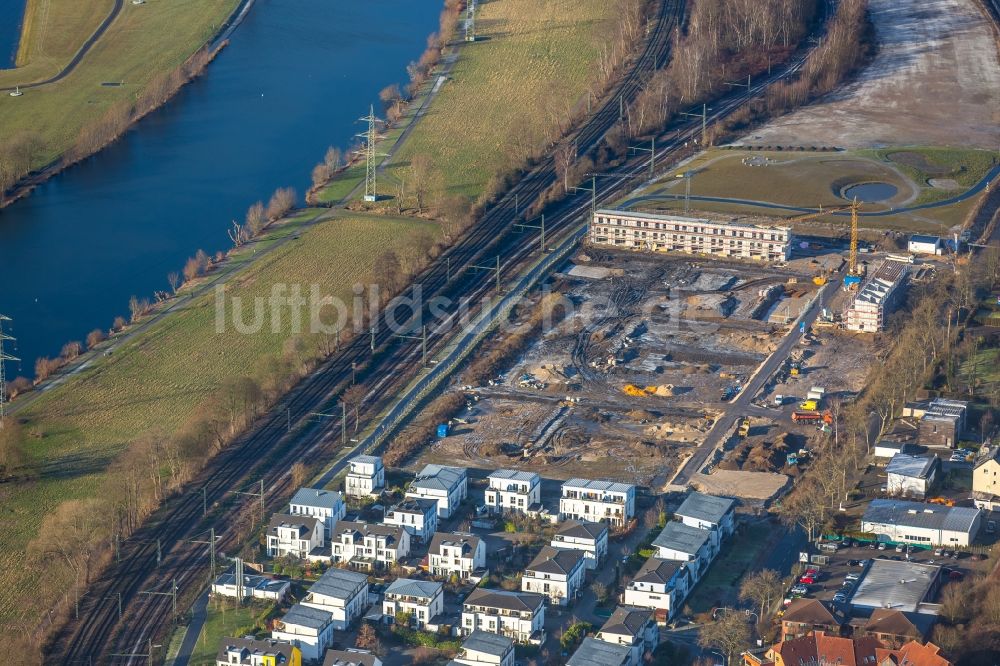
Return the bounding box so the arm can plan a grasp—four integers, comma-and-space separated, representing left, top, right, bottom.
787, 198, 864, 289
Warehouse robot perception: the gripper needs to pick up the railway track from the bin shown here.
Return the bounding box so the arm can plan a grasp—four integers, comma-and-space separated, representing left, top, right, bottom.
53, 0, 842, 658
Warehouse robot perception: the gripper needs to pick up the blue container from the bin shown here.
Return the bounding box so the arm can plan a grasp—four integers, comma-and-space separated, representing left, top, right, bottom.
437, 424, 449, 438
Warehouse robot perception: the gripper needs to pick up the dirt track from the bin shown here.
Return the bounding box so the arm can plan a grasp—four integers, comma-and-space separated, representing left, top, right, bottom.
745, 0, 1000, 148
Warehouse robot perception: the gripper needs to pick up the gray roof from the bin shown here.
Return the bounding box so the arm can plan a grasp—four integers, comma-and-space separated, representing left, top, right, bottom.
428, 531, 481, 556
217, 637, 297, 664
290, 487, 343, 511
309, 568, 368, 600
322, 649, 381, 666
599, 605, 653, 638
556, 520, 609, 541
850, 560, 941, 613
567, 637, 632, 666
268, 513, 321, 538
411, 464, 467, 492
461, 630, 513, 657
563, 478, 634, 495
886, 454, 936, 480
384, 578, 442, 600
633, 557, 686, 586
526, 546, 586, 576
975, 446, 1000, 470
464, 588, 544, 613
280, 603, 332, 630
652, 520, 711, 555
388, 498, 438, 516
213, 572, 289, 595
862, 499, 981, 534
489, 469, 540, 484
333, 520, 405, 543
675, 491, 735, 525
350, 455, 382, 466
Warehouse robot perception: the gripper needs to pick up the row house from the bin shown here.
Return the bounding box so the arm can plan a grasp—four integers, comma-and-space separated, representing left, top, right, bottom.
595, 606, 660, 666
567, 637, 633, 666
485, 469, 541, 514
462, 588, 546, 644
326, 521, 411, 570
521, 546, 586, 606
674, 491, 736, 555
300, 567, 370, 631
383, 578, 444, 629
559, 479, 635, 527
845, 260, 908, 332
407, 464, 468, 518
428, 532, 486, 580
551, 521, 608, 570
623, 558, 691, 622
384, 498, 439, 541
651, 521, 713, 583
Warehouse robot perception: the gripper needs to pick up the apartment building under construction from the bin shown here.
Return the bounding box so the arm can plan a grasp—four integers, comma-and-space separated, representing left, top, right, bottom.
845, 259, 909, 332
589, 209, 792, 262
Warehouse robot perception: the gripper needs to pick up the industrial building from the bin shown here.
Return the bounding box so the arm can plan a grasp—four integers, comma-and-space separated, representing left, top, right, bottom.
907, 235, 943, 255
860, 499, 981, 547
845, 260, 909, 332
885, 454, 939, 499
589, 209, 792, 262
849, 560, 942, 614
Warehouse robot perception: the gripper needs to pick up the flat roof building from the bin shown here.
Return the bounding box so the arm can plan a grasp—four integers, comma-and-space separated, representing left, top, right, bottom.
846, 260, 909, 332
850, 560, 941, 614
567, 637, 633, 666
861, 499, 981, 547
590, 209, 792, 262
885, 455, 939, 499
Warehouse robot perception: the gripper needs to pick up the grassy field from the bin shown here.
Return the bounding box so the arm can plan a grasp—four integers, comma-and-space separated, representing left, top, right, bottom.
184, 599, 266, 666
874, 147, 1000, 204
326, 0, 614, 204
0, 211, 439, 628
0, 0, 238, 165
685, 523, 770, 613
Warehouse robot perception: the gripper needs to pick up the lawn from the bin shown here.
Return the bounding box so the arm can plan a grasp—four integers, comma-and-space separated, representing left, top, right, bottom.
685, 523, 770, 614
0, 0, 239, 165
183, 598, 268, 666
875, 147, 1000, 204
381, 0, 613, 202
0, 211, 439, 629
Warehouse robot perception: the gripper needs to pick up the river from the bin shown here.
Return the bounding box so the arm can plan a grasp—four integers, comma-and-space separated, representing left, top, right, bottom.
0, 1, 26, 68
0, 0, 439, 377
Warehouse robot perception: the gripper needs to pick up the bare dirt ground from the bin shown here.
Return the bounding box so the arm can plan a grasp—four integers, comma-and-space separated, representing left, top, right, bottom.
746, 0, 1000, 148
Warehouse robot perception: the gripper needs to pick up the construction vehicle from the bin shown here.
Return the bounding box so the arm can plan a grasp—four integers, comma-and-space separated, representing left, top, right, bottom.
738, 419, 751, 437
790, 362, 801, 376
788, 199, 865, 289
792, 410, 833, 424
799, 399, 819, 411
928, 497, 955, 507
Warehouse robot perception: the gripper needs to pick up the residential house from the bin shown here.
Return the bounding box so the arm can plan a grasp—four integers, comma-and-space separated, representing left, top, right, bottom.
596, 606, 659, 665
673, 491, 736, 554
211, 572, 290, 602
461, 588, 546, 644
559, 479, 635, 527
863, 609, 925, 649
753, 632, 883, 666
215, 637, 300, 666
885, 455, 939, 499
428, 532, 486, 580
384, 498, 439, 541
973, 446, 1000, 511
271, 604, 336, 663
485, 470, 541, 514
266, 514, 324, 559
345, 455, 385, 498
845, 260, 909, 332
383, 578, 444, 629
780, 599, 844, 641
861, 500, 981, 547
651, 521, 713, 583
567, 637, 633, 666
327, 521, 411, 570
521, 546, 586, 606
876, 641, 952, 666
551, 521, 608, 570
622, 557, 691, 622
407, 464, 468, 518
449, 631, 515, 666
322, 649, 382, 666
300, 568, 370, 630
289, 488, 346, 539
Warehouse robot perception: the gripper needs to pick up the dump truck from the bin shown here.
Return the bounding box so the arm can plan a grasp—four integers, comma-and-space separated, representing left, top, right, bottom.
738, 419, 751, 437
792, 410, 833, 424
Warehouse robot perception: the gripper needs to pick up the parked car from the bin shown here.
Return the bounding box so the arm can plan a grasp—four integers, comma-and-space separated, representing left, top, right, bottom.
791, 585, 809, 595
895, 544, 905, 553
842, 539, 853, 548
934, 548, 944, 557
799, 576, 816, 585
868, 543, 877, 550
877, 542, 887, 551
847, 559, 864, 566
845, 573, 861, 582
833, 593, 848, 603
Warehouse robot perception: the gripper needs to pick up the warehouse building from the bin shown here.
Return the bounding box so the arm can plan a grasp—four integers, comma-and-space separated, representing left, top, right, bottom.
885, 454, 939, 499
850, 560, 941, 615
860, 499, 981, 547
589, 209, 792, 262
845, 260, 909, 332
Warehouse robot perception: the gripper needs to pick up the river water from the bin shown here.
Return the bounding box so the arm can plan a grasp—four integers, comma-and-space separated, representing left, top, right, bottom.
0, 0, 439, 376
0, 1, 26, 68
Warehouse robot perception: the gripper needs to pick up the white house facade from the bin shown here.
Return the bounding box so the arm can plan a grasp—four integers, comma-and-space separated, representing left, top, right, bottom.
326, 521, 411, 570
271, 603, 335, 663
885, 454, 939, 499
300, 567, 370, 631
345, 455, 385, 498
384, 498, 439, 541
407, 464, 468, 518
559, 479, 635, 527
485, 469, 541, 514
861, 499, 982, 547
462, 588, 546, 644
428, 532, 486, 579
651, 520, 713, 582
551, 521, 608, 570
451, 631, 515, 666
289, 488, 346, 539
382, 578, 444, 629
673, 491, 735, 554
596, 606, 660, 666
266, 514, 324, 559
521, 546, 586, 606
623, 558, 691, 622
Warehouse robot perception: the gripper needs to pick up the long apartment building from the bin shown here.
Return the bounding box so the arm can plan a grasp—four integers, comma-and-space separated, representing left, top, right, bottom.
590, 209, 792, 262
845, 260, 909, 332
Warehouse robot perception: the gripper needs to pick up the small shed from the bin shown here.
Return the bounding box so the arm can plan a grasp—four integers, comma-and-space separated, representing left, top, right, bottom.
907, 235, 943, 255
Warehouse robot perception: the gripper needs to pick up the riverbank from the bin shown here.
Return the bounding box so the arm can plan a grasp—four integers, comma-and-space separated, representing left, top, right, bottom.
0, 0, 242, 206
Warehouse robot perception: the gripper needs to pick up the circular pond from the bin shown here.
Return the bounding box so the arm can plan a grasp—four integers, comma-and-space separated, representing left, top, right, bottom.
842, 182, 898, 202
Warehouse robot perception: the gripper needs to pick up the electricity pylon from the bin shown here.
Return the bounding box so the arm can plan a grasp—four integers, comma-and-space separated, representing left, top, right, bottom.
0, 315, 18, 428
356, 105, 387, 202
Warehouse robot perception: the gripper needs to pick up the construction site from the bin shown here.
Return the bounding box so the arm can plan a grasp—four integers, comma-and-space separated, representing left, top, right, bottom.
412, 205, 886, 499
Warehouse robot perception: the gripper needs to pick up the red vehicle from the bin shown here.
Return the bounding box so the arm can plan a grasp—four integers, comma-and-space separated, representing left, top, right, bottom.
792, 410, 833, 424
800, 575, 816, 585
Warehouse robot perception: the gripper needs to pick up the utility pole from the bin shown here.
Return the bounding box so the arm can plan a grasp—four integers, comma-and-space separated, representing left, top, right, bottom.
679, 104, 709, 146
675, 171, 695, 213
465, 0, 476, 41
514, 214, 546, 253
139, 578, 178, 616
190, 528, 217, 587
102, 592, 123, 620
630, 138, 656, 179
229, 480, 265, 525
468, 257, 502, 294
0, 315, 18, 428
356, 105, 386, 202
110, 639, 160, 662
393, 325, 429, 366
571, 176, 597, 217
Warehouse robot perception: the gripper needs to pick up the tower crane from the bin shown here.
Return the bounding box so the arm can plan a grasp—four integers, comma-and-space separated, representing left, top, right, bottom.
786, 198, 863, 288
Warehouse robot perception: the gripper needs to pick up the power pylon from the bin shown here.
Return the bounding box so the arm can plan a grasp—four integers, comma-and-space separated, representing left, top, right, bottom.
0, 315, 18, 428
356, 105, 387, 202
465, 1, 476, 42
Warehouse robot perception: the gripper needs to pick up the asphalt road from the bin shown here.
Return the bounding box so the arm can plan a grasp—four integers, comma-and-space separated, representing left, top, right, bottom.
670, 275, 841, 486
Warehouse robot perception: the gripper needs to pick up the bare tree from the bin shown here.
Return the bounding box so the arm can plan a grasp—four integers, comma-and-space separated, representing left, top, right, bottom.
0, 420, 26, 473
324, 146, 342, 171
167, 271, 181, 294
739, 569, 782, 621
409, 154, 434, 214
60, 341, 82, 361
290, 462, 309, 488
311, 163, 331, 189
698, 611, 750, 665
554, 142, 577, 192
246, 201, 267, 236
266, 187, 297, 221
